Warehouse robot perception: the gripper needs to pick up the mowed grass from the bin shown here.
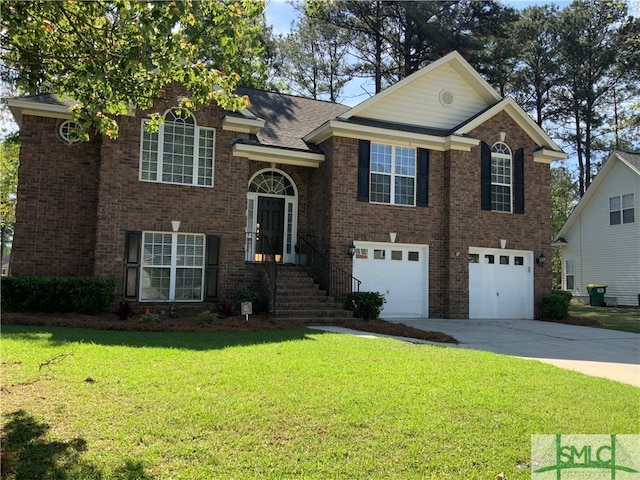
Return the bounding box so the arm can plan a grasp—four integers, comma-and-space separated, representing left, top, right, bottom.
570, 303, 640, 333
2, 325, 638, 480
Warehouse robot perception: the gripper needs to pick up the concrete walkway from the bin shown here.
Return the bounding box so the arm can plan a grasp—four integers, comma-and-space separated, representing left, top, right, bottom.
311, 318, 640, 387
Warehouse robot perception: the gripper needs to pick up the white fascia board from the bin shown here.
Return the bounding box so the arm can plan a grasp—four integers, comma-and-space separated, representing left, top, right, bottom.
533, 148, 568, 164
305, 120, 479, 151
7, 98, 73, 125
232, 143, 324, 168
222, 115, 265, 134
455, 98, 566, 161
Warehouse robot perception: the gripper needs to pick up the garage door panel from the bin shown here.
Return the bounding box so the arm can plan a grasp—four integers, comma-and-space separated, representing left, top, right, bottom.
353, 242, 428, 318
469, 248, 533, 319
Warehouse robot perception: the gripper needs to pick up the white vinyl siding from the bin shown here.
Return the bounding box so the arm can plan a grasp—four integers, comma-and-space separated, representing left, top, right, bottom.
140, 110, 215, 187
560, 160, 640, 305
354, 64, 490, 130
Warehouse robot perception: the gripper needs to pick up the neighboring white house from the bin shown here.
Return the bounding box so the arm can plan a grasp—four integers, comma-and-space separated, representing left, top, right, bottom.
554, 151, 640, 306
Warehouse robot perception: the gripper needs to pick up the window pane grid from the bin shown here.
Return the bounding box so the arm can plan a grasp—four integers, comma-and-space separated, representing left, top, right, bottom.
370, 143, 415, 206
370, 173, 391, 203
491, 142, 512, 212
610, 194, 635, 225
140, 110, 214, 187
140, 232, 205, 301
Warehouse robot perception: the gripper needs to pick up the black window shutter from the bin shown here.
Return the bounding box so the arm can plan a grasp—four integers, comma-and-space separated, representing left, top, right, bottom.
417, 148, 429, 207
513, 147, 525, 214
124, 231, 141, 299
357, 140, 370, 202
205, 235, 220, 301
480, 141, 492, 211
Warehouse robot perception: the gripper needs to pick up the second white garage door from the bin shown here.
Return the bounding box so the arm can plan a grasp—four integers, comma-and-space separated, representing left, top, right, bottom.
469, 247, 534, 319
352, 241, 428, 318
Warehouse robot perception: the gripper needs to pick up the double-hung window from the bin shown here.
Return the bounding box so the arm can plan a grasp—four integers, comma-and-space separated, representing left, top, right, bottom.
370, 143, 416, 206
609, 194, 635, 225
141, 232, 205, 301
491, 142, 512, 212
565, 259, 575, 290
140, 109, 215, 186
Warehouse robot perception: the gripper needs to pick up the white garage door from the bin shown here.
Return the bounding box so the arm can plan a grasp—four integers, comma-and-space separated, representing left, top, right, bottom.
469, 247, 533, 319
352, 242, 428, 318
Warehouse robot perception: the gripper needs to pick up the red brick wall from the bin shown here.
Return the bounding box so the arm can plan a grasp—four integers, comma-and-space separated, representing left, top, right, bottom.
317, 110, 553, 319
11, 115, 100, 276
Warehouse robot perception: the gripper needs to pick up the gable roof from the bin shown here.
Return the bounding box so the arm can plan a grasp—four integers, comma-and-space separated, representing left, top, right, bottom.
341, 51, 501, 129
554, 150, 640, 241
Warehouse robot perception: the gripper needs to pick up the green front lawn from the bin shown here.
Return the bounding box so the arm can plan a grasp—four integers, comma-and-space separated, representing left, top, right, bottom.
570, 303, 640, 333
2, 325, 638, 479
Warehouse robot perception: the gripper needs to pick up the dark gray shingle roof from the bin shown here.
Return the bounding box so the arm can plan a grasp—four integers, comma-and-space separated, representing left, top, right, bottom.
616, 151, 640, 171
236, 87, 350, 150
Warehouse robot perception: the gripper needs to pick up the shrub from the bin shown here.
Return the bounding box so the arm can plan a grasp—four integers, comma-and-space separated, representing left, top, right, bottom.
236, 288, 261, 311
197, 310, 216, 323
1, 276, 116, 315
345, 291, 386, 321
540, 290, 573, 320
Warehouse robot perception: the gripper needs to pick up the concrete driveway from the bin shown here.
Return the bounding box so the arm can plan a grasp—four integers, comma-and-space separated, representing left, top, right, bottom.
392, 318, 640, 387
312, 319, 640, 387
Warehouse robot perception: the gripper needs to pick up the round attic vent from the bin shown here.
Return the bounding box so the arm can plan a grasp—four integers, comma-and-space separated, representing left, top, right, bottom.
439, 89, 454, 106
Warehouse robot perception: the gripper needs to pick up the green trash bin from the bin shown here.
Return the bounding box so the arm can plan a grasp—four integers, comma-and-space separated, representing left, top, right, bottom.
586, 284, 607, 307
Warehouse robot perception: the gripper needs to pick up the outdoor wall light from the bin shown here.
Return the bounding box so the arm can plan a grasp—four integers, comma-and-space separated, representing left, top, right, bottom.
347, 242, 356, 258
536, 251, 546, 266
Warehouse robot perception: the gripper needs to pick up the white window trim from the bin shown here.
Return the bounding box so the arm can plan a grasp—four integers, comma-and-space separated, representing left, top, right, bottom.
140, 231, 205, 302
609, 193, 635, 225
139, 111, 215, 187
491, 142, 513, 213
369, 143, 416, 207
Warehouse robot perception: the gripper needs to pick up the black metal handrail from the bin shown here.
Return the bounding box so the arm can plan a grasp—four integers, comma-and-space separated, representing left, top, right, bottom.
297, 236, 361, 303
260, 235, 278, 318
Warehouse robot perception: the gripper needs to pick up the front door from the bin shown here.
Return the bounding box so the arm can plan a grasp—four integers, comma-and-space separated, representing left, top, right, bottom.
257, 196, 285, 261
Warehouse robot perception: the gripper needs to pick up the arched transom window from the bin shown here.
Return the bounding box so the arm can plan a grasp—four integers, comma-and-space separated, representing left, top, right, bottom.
491, 142, 512, 212
140, 108, 215, 187
249, 171, 295, 196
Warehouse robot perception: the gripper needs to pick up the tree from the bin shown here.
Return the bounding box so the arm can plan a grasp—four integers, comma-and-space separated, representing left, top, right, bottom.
0, 132, 19, 258
308, 1, 519, 93
275, 12, 354, 101
550, 165, 579, 289
0, 0, 267, 139
506, 5, 562, 127
554, 0, 637, 196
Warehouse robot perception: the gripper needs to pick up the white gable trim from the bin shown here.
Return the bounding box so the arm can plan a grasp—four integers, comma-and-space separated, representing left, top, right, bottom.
304, 120, 479, 152
341, 51, 501, 121
455, 97, 565, 162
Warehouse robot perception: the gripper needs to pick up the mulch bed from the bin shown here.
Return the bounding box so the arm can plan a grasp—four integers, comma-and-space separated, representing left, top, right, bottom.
1, 311, 459, 344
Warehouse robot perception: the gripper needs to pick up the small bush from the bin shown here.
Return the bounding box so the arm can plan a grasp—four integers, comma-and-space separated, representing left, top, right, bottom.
197, 310, 216, 323
236, 288, 261, 312
540, 290, 573, 320
345, 291, 386, 321
138, 312, 159, 323
1, 276, 116, 315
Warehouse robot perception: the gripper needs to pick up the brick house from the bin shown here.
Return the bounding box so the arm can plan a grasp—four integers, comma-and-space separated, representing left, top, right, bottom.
8, 52, 565, 319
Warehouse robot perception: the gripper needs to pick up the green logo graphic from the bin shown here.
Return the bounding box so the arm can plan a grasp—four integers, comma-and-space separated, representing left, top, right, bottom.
531, 435, 640, 479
